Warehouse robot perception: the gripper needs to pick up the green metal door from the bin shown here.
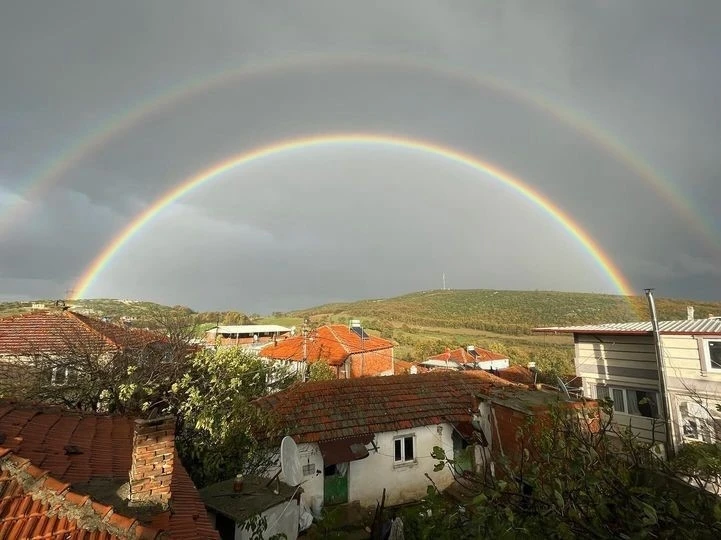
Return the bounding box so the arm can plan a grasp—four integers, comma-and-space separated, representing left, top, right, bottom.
323, 465, 348, 506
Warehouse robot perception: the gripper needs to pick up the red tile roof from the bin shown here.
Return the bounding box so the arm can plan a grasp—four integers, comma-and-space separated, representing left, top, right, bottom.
0, 310, 166, 356
0, 402, 218, 539
0, 448, 156, 539
255, 371, 520, 443
495, 365, 536, 385
427, 346, 508, 364
259, 325, 393, 367
393, 360, 414, 374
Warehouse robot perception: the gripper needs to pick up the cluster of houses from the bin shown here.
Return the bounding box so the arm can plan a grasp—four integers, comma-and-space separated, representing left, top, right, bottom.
205, 319, 510, 378
0, 302, 719, 538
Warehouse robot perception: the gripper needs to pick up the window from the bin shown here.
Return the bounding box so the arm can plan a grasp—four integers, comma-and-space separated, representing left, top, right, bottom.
394, 435, 415, 464
51, 367, 74, 386
706, 340, 721, 371
595, 385, 659, 418
679, 399, 720, 443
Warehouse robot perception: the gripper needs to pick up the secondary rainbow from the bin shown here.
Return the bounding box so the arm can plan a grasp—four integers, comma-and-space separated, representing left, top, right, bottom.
5, 53, 718, 253
72, 133, 635, 301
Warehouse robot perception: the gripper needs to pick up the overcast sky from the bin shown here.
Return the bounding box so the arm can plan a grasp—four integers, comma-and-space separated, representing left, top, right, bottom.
1, 1, 719, 312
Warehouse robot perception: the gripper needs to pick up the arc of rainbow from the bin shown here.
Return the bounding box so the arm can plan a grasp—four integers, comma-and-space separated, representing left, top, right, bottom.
4, 53, 718, 253
71, 133, 636, 304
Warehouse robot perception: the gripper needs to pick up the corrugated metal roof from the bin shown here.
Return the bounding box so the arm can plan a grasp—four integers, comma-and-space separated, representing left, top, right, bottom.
206, 324, 291, 334
535, 317, 721, 335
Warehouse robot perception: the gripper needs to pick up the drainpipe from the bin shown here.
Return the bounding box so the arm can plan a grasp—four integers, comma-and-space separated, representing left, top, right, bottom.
644, 288, 676, 459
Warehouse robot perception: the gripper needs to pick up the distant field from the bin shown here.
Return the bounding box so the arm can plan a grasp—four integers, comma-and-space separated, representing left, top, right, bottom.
3, 289, 719, 374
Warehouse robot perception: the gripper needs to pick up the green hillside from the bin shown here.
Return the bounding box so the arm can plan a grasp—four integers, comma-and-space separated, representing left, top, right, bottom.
287, 289, 721, 335
0, 298, 255, 335
0, 299, 193, 325
4, 290, 720, 375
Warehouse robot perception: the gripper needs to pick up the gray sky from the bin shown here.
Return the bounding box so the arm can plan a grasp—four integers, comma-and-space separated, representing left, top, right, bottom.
1, 0, 719, 312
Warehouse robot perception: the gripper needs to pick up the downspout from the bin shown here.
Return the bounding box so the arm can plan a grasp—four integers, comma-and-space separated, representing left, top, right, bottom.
644, 288, 676, 459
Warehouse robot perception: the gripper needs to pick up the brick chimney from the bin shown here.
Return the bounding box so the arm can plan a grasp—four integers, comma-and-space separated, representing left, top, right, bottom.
128, 415, 175, 507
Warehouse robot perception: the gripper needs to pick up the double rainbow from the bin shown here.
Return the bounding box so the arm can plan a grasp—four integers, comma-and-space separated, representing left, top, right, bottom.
71, 133, 635, 301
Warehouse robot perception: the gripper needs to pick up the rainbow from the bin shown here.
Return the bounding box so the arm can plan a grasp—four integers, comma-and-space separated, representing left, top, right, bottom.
3, 53, 718, 253
71, 133, 636, 301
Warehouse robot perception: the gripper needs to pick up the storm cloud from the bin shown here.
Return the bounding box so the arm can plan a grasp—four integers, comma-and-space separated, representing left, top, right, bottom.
1, 0, 719, 312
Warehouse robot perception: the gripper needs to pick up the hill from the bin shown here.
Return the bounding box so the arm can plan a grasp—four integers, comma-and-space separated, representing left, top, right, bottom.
0, 298, 194, 325
287, 289, 721, 335
0, 299, 250, 333
276, 289, 721, 373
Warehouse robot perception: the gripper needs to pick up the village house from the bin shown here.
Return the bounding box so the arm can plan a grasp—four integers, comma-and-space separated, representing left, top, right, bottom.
0, 401, 218, 538
535, 313, 721, 455
420, 345, 510, 371
0, 306, 169, 391
254, 370, 593, 512
205, 324, 292, 350
259, 320, 394, 378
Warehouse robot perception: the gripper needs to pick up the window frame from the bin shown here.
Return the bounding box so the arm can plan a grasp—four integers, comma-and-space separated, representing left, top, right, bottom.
393, 434, 417, 466
703, 339, 721, 372
51, 366, 71, 386
595, 385, 660, 419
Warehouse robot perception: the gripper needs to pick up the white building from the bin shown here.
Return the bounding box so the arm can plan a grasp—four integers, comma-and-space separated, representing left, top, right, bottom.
206, 325, 292, 350
254, 370, 574, 512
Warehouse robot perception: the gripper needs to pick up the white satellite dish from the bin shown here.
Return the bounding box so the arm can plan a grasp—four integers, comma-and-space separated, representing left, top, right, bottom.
280, 436, 303, 486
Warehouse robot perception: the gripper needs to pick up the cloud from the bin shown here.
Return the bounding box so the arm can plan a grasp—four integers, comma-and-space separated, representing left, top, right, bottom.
0, 1, 719, 310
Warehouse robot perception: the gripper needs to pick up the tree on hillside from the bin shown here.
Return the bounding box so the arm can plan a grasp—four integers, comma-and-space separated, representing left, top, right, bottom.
169, 347, 298, 486
398, 400, 721, 539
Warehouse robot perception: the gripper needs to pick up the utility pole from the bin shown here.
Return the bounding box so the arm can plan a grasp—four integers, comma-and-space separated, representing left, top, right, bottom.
302, 318, 309, 381
644, 288, 676, 459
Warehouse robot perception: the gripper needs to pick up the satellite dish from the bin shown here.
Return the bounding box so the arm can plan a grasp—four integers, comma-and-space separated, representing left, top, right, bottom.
280, 436, 303, 486
557, 376, 571, 400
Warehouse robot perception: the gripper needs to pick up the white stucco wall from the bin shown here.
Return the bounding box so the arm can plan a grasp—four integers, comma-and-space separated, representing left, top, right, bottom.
236, 501, 299, 540
349, 424, 455, 507
271, 442, 324, 511
272, 425, 455, 512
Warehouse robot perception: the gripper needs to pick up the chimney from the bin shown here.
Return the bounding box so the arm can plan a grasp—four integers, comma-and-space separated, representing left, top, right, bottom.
687, 306, 694, 320
129, 415, 175, 508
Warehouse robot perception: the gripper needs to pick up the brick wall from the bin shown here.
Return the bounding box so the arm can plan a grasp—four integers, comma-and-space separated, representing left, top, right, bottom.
349, 348, 393, 377
129, 415, 175, 507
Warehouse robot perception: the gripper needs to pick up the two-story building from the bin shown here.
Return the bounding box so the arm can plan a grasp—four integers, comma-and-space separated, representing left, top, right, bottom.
535, 316, 721, 453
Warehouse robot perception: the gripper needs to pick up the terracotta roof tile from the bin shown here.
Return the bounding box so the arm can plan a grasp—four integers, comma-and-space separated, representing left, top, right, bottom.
260, 325, 393, 366
0, 402, 218, 539
0, 310, 166, 356
428, 346, 508, 364
0, 457, 128, 539
255, 371, 521, 442
495, 365, 536, 385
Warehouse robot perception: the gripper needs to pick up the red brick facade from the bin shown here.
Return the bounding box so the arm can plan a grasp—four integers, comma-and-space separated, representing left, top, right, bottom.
347, 349, 393, 377
129, 416, 176, 507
